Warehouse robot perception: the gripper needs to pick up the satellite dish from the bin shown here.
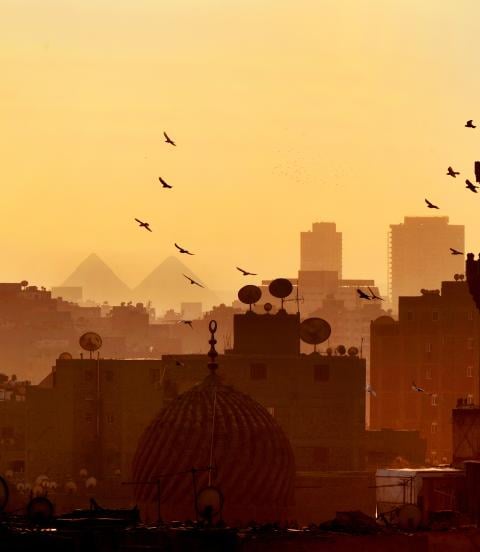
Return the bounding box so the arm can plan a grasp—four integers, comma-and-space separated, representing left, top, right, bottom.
58, 352, 73, 360
238, 285, 262, 311
300, 318, 331, 346
269, 278, 293, 299
397, 504, 421, 530
336, 345, 346, 356
196, 486, 224, 521
26, 496, 55, 525
79, 332, 102, 353
348, 346, 359, 357
20, 280, 28, 288
0, 476, 9, 512
264, 302, 273, 313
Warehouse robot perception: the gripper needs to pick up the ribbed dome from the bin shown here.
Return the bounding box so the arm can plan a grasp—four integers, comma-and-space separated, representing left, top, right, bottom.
132, 373, 295, 523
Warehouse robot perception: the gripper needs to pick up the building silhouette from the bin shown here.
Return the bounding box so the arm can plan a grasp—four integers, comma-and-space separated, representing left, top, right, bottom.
370, 279, 479, 464
300, 222, 342, 276
388, 217, 464, 308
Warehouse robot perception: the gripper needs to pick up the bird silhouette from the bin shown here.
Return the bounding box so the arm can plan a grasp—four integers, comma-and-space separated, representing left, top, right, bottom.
178, 320, 193, 329
450, 247, 463, 255
175, 243, 194, 255
357, 289, 371, 300
159, 176, 172, 189
134, 218, 152, 232
368, 287, 384, 301
411, 381, 432, 395
466, 120, 476, 128
183, 274, 204, 288
425, 199, 439, 209
466, 179, 479, 193
236, 267, 258, 276
163, 131, 176, 146
366, 384, 377, 397
446, 166, 460, 177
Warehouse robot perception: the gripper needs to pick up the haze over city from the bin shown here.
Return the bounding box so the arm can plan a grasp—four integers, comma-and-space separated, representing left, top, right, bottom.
3, 0, 480, 294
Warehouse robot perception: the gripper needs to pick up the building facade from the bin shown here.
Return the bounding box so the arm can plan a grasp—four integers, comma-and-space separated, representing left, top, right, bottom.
300, 222, 342, 276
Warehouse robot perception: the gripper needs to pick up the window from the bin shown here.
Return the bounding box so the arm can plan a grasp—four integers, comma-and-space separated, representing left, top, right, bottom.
467, 338, 474, 351
431, 422, 438, 434
314, 364, 330, 382
468, 311, 474, 321
106, 414, 114, 424
431, 394, 438, 406
467, 394, 474, 405
425, 366, 432, 380
266, 406, 275, 417
425, 343, 432, 354
432, 311, 439, 321
407, 311, 414, 321
105, 370, 114, 382
250, 363, 267, 380
467, 365, 473, 378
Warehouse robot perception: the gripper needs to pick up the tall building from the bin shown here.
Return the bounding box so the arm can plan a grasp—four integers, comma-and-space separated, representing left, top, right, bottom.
370, 280, 480, 464
300, 222, 342, 276
388, 217, 464, 307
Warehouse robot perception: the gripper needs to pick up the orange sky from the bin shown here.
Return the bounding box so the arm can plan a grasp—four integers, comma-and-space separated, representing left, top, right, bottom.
2, 0, 480, 296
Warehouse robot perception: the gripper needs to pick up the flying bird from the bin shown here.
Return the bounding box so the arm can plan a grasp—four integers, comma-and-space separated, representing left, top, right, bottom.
163, 131, 176, 146
175, 243, 194, 255
357, 289, 371, 300
178, 320, 193, 329
411, 381, 431, 395
466, 179, 479, 193
183, 274, 204, 288
159, 176, 172, 189
425, 199, 439, 209
446, 166, 460, 178
134, 218, 152, 232
466, 120, 476, 128
236, 267, 258, 276
368, 287, 384, 301
450, 247, 463, 255
366, 384, 377, 397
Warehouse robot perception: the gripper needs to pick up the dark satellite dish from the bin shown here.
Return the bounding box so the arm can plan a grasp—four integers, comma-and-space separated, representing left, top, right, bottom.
348, 346, 359, 357
0, 476, 9, 512
238, 285, 262, 311
336, 345, 346, 356
26, 496, 55, 525
300, 318, 331, 353
20, 280, 28, 288
79, 332, 103, 358
196, 486, 224, 522
264, 302, 273, 313
58, 352, 73, 360
269, 278, 293, 299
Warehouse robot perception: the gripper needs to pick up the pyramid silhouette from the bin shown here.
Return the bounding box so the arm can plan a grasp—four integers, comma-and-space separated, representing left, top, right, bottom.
133, 256, 219, 311
62, 253, 131, 304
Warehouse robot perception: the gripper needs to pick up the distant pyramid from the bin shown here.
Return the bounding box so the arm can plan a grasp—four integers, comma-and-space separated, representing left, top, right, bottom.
62, 253, 131, 304
134, 256, 219, 312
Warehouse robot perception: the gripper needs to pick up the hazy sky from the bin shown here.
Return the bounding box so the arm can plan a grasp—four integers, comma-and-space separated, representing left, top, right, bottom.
2, 0, 480, 295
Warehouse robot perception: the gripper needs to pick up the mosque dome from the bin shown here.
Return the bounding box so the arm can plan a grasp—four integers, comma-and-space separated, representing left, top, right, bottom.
132, 351, 296, 523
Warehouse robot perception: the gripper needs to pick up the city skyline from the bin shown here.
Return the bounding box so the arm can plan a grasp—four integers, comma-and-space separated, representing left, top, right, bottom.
2, 1, 480, 293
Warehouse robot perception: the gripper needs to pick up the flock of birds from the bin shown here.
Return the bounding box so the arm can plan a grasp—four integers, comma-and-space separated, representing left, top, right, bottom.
134, 131, 258, 326
364, 119, 478, 399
